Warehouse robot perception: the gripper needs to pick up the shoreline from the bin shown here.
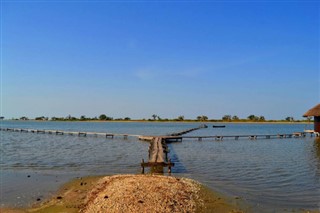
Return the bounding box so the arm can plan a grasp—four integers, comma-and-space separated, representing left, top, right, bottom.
1, 174, 248, 213
1, 120, 310, 124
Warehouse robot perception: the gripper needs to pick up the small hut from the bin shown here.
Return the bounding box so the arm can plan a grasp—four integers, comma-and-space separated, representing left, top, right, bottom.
303, 103, 320, 132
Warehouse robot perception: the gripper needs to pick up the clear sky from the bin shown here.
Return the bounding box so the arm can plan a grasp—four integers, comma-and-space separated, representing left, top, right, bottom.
1, 0, 319, 120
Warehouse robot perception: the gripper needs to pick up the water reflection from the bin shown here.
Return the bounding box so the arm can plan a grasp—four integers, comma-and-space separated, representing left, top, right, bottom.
313, 138, 320, 159
312, 138, 320, 176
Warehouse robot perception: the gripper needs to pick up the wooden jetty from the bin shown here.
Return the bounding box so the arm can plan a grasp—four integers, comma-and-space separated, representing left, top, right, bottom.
138, 125, 206, 142
139, 135, 182, 143
180, 132, 316, 141
1, 127, 318, 142
141, 137, 174, 174
1, 125, 319, 175
0, 127, 140, 139
168, 124, 207, 136
139, 126, 208, 173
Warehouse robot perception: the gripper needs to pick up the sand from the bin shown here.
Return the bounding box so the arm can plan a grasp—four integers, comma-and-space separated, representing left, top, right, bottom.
1, 174, 247, 213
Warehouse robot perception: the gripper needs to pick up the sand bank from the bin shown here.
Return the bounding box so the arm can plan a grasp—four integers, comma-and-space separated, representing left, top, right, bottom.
1, 174, 246, 213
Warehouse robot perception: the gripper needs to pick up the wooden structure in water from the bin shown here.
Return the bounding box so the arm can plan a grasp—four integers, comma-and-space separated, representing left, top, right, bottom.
1, 124, 319, 175
1, 126, 317, 141
138, 125, 207, 142
140, 137, 174, 174
181, 132, 319, 141
304, 103, 320, 133
139, 126, 208, 174
0, 127, 138, 139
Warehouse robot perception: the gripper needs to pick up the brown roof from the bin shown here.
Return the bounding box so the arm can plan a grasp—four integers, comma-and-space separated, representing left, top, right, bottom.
303, 103, 320, 117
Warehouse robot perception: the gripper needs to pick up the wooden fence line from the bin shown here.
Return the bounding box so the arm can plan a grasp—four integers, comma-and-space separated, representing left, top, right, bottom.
0, 127, 139, 139
1, 127, 318, 141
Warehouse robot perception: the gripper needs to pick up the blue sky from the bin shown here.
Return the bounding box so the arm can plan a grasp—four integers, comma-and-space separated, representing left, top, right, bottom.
1, 1, 319, 120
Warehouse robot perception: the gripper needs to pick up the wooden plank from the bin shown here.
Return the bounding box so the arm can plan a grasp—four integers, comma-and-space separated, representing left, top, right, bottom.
141, 162, 175, 167
106, 134, 114, 138
149, 137, 160, 163
148, 137, 166, 163
78, 132, 87, 137
56, 131, 64, 135
156, 138, 164, 163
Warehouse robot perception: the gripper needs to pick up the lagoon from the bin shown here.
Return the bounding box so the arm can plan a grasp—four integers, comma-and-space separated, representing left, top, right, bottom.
0, 121, 319, 212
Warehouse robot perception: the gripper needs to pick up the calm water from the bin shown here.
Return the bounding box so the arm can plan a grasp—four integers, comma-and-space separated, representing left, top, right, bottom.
0, 121, 319, 212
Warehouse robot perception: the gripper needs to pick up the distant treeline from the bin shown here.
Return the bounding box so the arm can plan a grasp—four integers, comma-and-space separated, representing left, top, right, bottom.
5, 114, 312, 122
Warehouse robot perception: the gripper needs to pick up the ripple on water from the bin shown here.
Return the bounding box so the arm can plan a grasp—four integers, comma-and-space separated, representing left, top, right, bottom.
1, 122, 320, 212
170, 137, 320, 212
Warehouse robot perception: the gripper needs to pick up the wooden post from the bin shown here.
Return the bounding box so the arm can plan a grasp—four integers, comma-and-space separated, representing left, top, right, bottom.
106, 134, 114, 139
141, 159, 145, 174
168, 159, 172, 174
215, 136, 223, 141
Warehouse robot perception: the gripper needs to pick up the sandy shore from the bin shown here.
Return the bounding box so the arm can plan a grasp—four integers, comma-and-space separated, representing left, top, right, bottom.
1, 174, 247, 213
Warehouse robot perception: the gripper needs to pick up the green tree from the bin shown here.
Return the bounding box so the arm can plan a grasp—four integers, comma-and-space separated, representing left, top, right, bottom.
285, 117, 294, 122
177, 116, 184, 121
247, 115, 259, 121
197, 115, 208, 121
222, 115, 232, 121
259, 116, 265, 121
105, 116, 113, 120
99, 114, 107, 120
152, 114, 158, 120
35, 116, 45, 120
232, 115, 239, 121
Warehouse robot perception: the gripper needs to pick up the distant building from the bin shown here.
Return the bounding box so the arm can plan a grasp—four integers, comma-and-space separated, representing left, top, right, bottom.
303, 103, 320, 132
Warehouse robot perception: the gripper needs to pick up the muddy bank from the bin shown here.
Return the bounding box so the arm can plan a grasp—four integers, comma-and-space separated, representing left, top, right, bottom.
1, 174, 247, 213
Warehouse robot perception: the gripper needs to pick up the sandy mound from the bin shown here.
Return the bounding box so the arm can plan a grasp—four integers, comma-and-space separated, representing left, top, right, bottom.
81, 174, 202, 213
1, 174, 247, 213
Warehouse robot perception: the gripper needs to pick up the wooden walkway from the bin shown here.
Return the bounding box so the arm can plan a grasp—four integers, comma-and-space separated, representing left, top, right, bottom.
2, 127, 317, 142
181, 132, 319, 141
138, 124, 207, 142
140, 137, 174, 174
0, 127, 140, 139
2, 126, 319, 174
168, 124, 207, 136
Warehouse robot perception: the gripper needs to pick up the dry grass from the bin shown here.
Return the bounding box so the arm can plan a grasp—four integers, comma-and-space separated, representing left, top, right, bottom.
81, 174, 202, 213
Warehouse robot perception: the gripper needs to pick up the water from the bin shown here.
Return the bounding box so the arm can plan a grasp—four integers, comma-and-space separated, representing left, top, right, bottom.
1, 121, 319, 212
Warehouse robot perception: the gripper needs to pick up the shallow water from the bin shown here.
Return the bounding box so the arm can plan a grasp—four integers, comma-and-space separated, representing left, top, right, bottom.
0, 121, 319, 212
